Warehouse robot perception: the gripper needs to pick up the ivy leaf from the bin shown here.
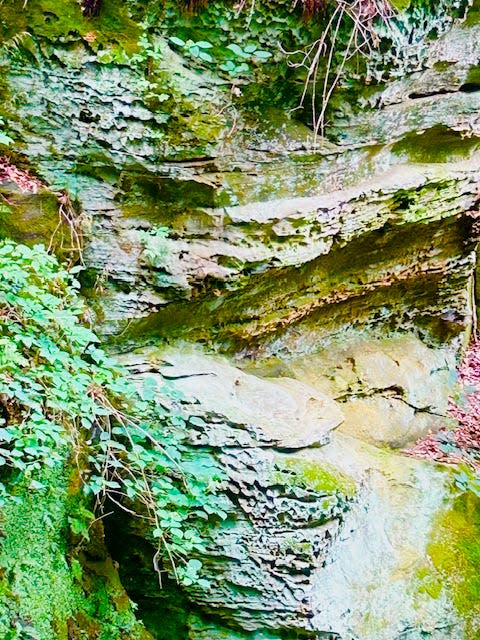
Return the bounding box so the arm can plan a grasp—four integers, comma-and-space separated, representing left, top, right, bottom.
253, 49, 272, 60
187, 558, 202, 572
29, 479, 46, 490
169, 36, 185, 47
226, 43, 250, 59
0, 132, 13, 146
198, 51, 213, 63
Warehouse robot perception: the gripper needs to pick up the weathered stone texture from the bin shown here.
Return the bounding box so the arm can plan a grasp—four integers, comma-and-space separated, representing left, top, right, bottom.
3, 16, 480, 352
120, 339, 462, 640
2, 2, 480, 639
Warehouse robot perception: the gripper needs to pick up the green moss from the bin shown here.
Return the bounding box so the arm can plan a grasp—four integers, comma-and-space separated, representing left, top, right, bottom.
0, 464, 151, 639
461, 0, 480, 27
428, 491, 480, 636
160, 0, 322, 111
389, 0, 411, 9
0, 187, 60, 244
0, 466, 78, 639
272, 457, 357, 497
0, 0, 140, 51
391, 126, 480, 164
415, 566, 443, 599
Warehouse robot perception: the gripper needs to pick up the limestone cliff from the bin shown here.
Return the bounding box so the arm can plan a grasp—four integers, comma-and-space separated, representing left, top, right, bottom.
1, 1, 480, 639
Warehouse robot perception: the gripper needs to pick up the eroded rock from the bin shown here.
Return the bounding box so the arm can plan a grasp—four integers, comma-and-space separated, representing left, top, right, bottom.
119, 336, 464, 639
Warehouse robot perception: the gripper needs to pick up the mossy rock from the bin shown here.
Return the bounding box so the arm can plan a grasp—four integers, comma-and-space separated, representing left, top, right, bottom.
0, 465, 152, 639
272, 456, 357, 497
0, 187, 58, 242
0, 0, 141, 50
428, 490, 480, 637
0, 185, 79, 259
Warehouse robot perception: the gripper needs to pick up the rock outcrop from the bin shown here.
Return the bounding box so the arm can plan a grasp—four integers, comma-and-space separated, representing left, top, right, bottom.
1, 1, 480, 638
2, 2, 478, 352
119, 338, 463, 639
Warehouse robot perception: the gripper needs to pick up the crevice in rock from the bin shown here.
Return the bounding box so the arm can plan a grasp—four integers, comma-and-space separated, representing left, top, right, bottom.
102, 503, 324, 640
102, 505, 191, 640
109, 213, 476, 355
409, 82, 480, 100
335, 385, 448, 417
408, 88, 451, 100
458, 82, 480, 93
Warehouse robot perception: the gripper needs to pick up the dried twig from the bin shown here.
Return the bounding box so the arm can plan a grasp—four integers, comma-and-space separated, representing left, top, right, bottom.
285, 0, 394, 142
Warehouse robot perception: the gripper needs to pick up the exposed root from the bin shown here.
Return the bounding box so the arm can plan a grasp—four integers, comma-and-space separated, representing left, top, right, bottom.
0, 156, 86, 265
48, 190, 86, 266
285, 0, 394, 141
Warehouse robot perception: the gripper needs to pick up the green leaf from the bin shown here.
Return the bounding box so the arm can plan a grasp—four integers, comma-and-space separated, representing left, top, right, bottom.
198, 51, 213, 63
169, 36, 185, 47
0, 132, 13, 146
220, 61, 236, 72
226, 43, 250, 59
0, 428, 13, 443
253, 50, 272, 60
187, 558, 202, 571
29, 479, 46, 490
0, 238, 227, 587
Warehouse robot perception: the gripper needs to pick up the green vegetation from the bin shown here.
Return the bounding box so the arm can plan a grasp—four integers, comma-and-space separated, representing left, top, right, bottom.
0, 239, 228, 637
272, 457, 356, 496
0, 0, 141, 50
0, 465, 151, 640
139, 227, 171, 269
428, 490, 480, 635
0, 1, 478, 638
0, 116, 12, 147
167, 34, 272, 79
0, 190, 62, 252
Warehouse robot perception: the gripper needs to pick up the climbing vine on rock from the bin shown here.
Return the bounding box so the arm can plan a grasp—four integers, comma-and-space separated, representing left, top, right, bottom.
0, 240, 226, 587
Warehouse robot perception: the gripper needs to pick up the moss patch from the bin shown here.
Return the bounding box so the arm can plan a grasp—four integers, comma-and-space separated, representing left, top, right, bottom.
0, 466, 78, 639
391, 125, 480, 164
0, 187, 59, 243
272, 457, 357, 497
0, 0, 140, 51
415, 565, 443, 600
428, 491, 480, 636
0, 466, 151, 640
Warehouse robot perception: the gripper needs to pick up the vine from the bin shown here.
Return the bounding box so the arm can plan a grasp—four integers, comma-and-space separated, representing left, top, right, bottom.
0, 239, 227, 588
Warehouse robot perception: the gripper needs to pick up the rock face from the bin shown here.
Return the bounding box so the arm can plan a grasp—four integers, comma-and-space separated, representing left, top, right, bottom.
2, 0, 480, 638
276, 334, 457, 448
2, 2, 478, 351
120, 339, 463, 640
121, 346, 352, 636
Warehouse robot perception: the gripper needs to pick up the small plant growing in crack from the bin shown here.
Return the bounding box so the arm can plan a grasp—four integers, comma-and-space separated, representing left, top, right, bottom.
139, 226, 170, 269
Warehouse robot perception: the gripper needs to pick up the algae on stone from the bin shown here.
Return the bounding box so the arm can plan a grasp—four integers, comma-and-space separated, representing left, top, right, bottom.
0, 466, 151, 640
428, 490, 480, 637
